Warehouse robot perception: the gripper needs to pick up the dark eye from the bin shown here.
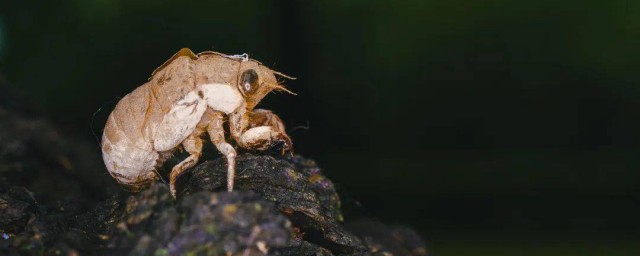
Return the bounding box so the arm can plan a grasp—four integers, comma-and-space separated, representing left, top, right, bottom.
240, 69, 259, 94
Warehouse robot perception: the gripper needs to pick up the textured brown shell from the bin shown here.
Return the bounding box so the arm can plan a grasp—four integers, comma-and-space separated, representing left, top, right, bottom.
104, 54, 196, 152
101, 48, 285, 190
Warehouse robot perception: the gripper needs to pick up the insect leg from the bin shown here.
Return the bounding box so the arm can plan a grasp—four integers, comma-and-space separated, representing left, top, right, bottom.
169, 132, 203, 198
230, 105, 293, 152
206, 111, 238, 192
229, 105, 292, 154
247, 109, 292, 153
229, 103, 249, 142
249, 109, 286, 133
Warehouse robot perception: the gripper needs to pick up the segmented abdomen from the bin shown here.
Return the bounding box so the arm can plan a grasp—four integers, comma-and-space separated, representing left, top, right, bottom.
101, 55, 197, 190
101, 84, 162, 190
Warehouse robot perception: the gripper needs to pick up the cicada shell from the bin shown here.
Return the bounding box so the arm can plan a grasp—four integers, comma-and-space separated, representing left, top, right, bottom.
101, 48, 294, 196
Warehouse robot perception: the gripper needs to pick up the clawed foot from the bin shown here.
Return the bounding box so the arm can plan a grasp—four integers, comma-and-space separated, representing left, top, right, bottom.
271, 133, 293, 155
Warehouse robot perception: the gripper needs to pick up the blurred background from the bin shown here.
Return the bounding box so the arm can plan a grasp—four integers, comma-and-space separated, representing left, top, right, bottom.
1, 1, 639, 255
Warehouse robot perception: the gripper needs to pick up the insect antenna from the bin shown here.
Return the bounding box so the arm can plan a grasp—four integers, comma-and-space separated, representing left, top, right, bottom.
273, 70, 296, 80
269, 69, 297, 95
266, 82, 297, 95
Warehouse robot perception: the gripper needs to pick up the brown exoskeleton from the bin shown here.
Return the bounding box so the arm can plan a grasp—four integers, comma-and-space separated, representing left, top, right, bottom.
101, 48, 294, 197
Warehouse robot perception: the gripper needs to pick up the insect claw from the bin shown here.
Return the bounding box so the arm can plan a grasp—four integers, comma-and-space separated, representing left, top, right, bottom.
267, 133, 293, 156
281, 146, 294, 156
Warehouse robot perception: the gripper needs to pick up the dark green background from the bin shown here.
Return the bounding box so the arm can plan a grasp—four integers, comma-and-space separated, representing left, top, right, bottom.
1, 1, 639, 255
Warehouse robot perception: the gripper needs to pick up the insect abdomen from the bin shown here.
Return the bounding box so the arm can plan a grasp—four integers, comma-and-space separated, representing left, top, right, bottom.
101, 133, 160, 190
100, 55, 198, 190
101, 86, 162, 190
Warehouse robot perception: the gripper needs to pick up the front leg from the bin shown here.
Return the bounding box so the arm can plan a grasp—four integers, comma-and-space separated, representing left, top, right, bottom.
248, 109, 287, 133
229, 105, 292, 153
247, 109, 292, 152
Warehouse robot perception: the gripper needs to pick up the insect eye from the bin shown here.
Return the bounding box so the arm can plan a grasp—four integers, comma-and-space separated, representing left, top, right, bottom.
240, 69, 259, 94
